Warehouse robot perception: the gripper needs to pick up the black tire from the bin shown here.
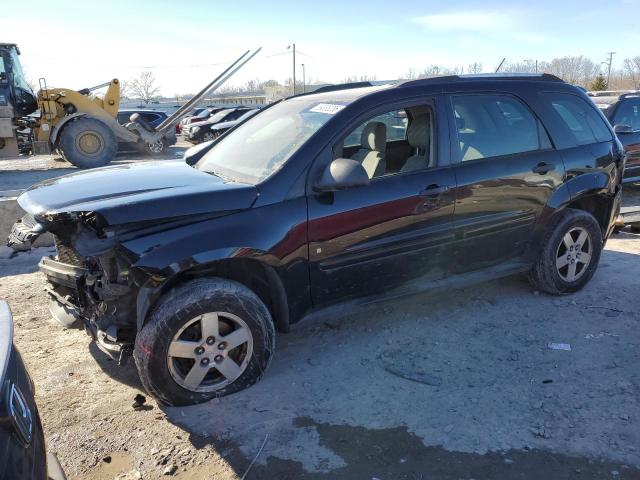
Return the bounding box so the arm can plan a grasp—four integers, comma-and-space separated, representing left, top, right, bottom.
529, 208, 603, 295
58, 117, 117, 169
133, 278, 275, 406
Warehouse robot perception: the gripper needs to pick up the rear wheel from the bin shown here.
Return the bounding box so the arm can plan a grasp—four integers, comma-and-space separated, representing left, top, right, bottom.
133, 278, 275, 406
58, 117, 117, 168
529, 209, 602, 295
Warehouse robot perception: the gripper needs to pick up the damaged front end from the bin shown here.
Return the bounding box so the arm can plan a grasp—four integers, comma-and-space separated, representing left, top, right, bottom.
11, 211, 138, 363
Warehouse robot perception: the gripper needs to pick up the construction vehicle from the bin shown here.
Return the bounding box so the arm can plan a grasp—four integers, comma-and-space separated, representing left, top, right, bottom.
0, 44, 261, 168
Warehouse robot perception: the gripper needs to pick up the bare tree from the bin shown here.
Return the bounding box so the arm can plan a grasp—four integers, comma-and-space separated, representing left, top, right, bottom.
341, 74, 378, 83
542, 56, 599, 87
623, 56, 640, 89
130, 71, 160, 104
119, 79, 132, 100
467, 62, 483, 74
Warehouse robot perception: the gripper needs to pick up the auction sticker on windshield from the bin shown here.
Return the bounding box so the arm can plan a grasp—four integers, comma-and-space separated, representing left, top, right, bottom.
309, 103, 346, 115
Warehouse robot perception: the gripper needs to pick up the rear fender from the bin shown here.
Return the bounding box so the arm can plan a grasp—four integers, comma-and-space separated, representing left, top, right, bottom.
528, 172, 615, 260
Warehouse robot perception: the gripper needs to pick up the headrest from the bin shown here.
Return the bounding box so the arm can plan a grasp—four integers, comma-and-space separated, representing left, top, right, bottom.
360, 122, 386, 152
407, 114, 430, 150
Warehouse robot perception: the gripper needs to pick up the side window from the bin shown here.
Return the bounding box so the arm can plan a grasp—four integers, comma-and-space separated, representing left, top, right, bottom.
613, 99, 640, 130
116, 112, 129, 124
141, 113, 160, 123
0, 57, 6, 83
338, 105, 435, 179
344, 110, 408, 146
543, 93, 612, 145
452, 94, 542, 161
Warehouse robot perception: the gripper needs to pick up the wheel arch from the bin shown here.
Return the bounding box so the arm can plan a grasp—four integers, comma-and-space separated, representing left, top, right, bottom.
136, 257, 291, 334
50, 112, 88, 146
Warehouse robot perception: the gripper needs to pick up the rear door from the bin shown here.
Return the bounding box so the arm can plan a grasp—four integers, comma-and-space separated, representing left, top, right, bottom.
307, 96, 456, 306
446, 92, 565, 273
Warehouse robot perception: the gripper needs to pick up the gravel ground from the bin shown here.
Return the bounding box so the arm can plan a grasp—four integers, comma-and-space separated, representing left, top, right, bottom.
0, 232, 639, 479
1, 154, 639, 479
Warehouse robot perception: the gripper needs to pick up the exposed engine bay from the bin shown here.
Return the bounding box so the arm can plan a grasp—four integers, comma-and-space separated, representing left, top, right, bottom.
9, 212, 137, 362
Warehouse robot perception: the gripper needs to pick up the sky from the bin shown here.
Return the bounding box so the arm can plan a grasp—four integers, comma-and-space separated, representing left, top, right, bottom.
3, 0, 639, 96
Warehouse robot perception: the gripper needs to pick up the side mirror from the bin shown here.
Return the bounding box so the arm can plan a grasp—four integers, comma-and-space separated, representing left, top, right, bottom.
314, 158, 370, 192
614, 124, 635, 135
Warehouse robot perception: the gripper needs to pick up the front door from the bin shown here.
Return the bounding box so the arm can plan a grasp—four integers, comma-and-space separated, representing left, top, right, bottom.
307, 98, 456, 306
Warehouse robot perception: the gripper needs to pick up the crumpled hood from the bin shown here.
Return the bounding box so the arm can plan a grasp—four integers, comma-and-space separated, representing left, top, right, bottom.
18, 160, 259, 225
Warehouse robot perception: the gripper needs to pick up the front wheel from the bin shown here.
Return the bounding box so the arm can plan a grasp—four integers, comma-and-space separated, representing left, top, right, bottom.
133, 278, 275, 406
58, 117, 117, 169
529, 209, 603, 295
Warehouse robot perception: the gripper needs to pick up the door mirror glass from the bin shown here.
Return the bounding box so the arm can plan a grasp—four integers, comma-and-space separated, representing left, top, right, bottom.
315, 158, 370, 192
613, 124, 635, 134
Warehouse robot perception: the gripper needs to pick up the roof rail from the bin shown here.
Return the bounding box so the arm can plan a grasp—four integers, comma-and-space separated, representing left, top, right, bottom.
294, 80, 395, 97
397, 73, 564, 88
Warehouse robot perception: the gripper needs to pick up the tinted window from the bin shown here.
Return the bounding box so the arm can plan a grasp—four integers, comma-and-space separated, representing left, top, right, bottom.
141, 113, 160, 123
452, 94, 541, 161
544, 93, 612, 145
613, 99, 640, 130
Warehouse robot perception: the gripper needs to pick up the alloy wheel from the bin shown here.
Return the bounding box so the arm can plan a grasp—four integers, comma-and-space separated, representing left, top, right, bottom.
167, 312, 253, 392
147, 140, 164, 154
555, 226, 592, 282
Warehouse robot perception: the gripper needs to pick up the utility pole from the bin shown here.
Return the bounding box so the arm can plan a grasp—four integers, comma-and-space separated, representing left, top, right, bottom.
301, 63, 306, 93
288, 43, 296, 95
605, 52, 616, 89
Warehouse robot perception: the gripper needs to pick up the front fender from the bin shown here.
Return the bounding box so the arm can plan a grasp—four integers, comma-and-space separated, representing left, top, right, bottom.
122, 198, 310, 329
50, 112, 86, 145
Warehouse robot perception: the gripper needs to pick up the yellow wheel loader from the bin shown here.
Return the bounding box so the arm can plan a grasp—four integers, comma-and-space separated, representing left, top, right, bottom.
0, 43, 261, 168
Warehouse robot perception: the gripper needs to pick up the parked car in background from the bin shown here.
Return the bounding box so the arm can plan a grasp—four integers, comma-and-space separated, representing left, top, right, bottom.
589, 91, 640, 183
116, 109, 177, 155
183, 107, 252, 143
0, 301, 66, 480
177, 107, 228, 134
208, 108, 260, 139
8, 74, 623, 407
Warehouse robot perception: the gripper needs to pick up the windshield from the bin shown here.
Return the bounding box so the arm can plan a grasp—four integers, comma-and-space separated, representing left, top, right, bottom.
197, 98, 346, 184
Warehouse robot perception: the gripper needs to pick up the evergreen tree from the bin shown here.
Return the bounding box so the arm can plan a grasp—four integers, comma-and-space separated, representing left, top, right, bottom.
590, 74, 608, 91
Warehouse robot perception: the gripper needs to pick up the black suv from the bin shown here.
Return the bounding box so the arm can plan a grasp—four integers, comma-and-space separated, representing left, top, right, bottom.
589, 91, 640, 183
0, 302, 66, 480
8, 74, 623, 406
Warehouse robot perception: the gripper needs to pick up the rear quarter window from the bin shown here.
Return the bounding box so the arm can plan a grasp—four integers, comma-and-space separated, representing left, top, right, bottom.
542, 93, 612, 146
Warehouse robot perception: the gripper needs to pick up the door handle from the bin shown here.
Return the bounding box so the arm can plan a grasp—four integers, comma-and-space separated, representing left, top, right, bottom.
419, 184, 450, 197
532, 162, 555, 175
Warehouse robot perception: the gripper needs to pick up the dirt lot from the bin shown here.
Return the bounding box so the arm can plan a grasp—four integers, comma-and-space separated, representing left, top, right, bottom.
1, 154, 640, 479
